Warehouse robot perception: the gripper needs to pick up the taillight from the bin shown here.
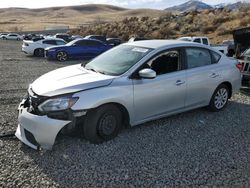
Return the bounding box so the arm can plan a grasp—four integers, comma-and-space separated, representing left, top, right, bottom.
236, 63, 243, 72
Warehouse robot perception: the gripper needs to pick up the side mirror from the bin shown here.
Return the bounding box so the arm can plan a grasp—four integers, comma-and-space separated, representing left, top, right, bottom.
139, 68, 156, 79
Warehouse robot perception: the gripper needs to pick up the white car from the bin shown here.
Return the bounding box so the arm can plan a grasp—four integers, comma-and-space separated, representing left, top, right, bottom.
2, 33, 23, 40
22, 38, 67, 57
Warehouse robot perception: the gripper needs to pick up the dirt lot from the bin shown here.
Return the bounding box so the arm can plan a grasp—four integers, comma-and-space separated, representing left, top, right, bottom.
0, 40, 250, 187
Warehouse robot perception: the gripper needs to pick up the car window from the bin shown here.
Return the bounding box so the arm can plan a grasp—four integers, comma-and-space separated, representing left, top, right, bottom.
10, 34, 17, 37
202, 38, 209, 45
87, 40, 102, 47
193, 38, 201, 43
85, 45, 152, 75
210, 51, 221, 64
43, 40, 56, 45
75, 40, 88, 46
146, 50, 181, 75
56, 40, 66, 45
186, 48, 212, 69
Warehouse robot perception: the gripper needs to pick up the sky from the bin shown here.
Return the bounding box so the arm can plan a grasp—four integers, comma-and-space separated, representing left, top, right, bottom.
0, 0, 249, 9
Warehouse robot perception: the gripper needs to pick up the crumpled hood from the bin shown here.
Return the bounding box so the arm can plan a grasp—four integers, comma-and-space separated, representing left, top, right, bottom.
31, 64, 115, 96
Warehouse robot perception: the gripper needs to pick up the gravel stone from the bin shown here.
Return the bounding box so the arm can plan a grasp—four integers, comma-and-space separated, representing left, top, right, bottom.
0, 40, 250, 187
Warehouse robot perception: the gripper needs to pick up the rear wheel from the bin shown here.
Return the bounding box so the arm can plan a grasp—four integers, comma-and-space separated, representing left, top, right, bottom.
208, 84, 229, 112
83, 104, 122, 144
56, 51, 68, 61
34, 48, 44, 57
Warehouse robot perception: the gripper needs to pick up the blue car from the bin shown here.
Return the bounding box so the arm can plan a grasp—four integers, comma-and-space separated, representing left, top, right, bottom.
45, 39, 112, 61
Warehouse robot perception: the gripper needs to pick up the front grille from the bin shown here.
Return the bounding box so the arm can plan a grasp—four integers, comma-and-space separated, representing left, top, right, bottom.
241, 62, 250, 74
27, 88, 48, 115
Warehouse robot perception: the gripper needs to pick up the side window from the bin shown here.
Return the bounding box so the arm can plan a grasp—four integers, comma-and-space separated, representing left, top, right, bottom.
193, 38, 201, 43
43, 40, 56, 45
146, 50, 180, 75
56, 40, 66, 45
202, 38, 208, 45
186, 48, 212, 69
211, 51, 221, 64
75, 40, 88, 46
87, 40, 102, 47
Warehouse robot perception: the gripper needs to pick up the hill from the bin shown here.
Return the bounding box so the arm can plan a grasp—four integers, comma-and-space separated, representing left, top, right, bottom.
0, 4, 166, 32
71, 7, 250, 44
166, 0, 246, 12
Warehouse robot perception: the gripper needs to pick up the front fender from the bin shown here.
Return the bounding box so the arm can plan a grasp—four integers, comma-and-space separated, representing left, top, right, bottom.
71, 79, 135, 124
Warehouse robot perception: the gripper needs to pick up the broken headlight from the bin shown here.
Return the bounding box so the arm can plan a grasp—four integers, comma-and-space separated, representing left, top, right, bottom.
38, 96, 78, 113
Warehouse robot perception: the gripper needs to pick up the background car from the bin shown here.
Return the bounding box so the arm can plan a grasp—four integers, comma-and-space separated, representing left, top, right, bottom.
22, 38, 66, 57
0, 33, 8, 39
54, 33, 72, 42
107, 38, 122, 46
84, 35, 107, 43
45, 39, 112, 61
2, 33, 23, 40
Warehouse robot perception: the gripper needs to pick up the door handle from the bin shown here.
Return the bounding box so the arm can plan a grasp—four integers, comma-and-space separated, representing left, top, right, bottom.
176, 80, 185, 86
210, 73, 219, 78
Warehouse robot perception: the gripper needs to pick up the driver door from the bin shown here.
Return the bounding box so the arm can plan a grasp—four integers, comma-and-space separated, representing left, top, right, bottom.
132, 49, 187, 123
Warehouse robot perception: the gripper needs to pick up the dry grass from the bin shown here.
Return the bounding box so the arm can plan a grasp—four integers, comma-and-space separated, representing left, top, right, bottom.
71, 6, 250, 43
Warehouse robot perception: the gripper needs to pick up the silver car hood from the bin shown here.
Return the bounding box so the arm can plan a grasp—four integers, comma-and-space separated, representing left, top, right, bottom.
31, 64, 115, 96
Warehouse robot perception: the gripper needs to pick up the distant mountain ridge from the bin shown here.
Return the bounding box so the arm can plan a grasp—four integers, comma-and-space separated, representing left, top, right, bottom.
165, 0, 246, 12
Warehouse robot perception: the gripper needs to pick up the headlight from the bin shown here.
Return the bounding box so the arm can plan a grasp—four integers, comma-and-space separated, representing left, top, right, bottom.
38, 97, 78, 112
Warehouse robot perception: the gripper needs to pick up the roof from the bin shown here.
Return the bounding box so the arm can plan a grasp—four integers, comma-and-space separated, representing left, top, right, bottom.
126, 40, 204, 49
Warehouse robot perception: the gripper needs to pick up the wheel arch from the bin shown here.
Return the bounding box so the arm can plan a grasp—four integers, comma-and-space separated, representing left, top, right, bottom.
94, 102, 131, 128
219, 81, 232, 99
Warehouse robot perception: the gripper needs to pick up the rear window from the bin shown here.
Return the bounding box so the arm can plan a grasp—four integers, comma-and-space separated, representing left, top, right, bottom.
211, 51, 221, 64
193, 38, 201, 43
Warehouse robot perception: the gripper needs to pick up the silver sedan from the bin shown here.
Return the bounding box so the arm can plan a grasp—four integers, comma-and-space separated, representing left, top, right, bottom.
16, 40, 242, 150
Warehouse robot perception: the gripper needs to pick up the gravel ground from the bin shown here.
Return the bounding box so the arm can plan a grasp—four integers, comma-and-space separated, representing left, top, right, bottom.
0, 40, 250, 188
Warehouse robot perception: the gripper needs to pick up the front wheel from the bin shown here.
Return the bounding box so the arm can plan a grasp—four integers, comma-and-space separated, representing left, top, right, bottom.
208, 84, 229, 112
83, 104, 122, 144
56, 51, 68, 61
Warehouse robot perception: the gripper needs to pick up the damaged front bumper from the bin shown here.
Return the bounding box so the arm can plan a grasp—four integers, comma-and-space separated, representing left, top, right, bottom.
15, 100, 71, 150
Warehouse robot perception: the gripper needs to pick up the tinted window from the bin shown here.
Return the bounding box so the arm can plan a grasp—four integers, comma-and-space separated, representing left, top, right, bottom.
10, 34, 17, 37
75, 40, 88, 46
193, 38, 201, 43
202, 38, 209, 45
56, 40, 66, 45
186, 48, 212, 69
87, 40, 103, 46
211, 51, 221, 64
43, 40, 56, 45
147, 50, 180, 75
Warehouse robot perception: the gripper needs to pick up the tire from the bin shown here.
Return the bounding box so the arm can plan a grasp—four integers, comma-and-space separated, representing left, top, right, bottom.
83, 104, 122, 144
56, 51, 68, 62
34, 48, 44, 57
2, 37, 7, 40
208, 84, 229, 112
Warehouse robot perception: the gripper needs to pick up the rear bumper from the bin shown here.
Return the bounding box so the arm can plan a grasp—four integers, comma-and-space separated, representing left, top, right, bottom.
15, 101, 71, 150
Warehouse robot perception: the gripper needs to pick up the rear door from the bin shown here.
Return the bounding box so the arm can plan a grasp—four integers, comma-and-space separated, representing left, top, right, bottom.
72, 40, 89, 58
86, 40, 107, 58
185, 47, 223, 108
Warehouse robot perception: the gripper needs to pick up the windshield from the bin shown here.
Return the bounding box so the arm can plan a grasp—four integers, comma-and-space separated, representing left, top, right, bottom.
85, 45, 152, 75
